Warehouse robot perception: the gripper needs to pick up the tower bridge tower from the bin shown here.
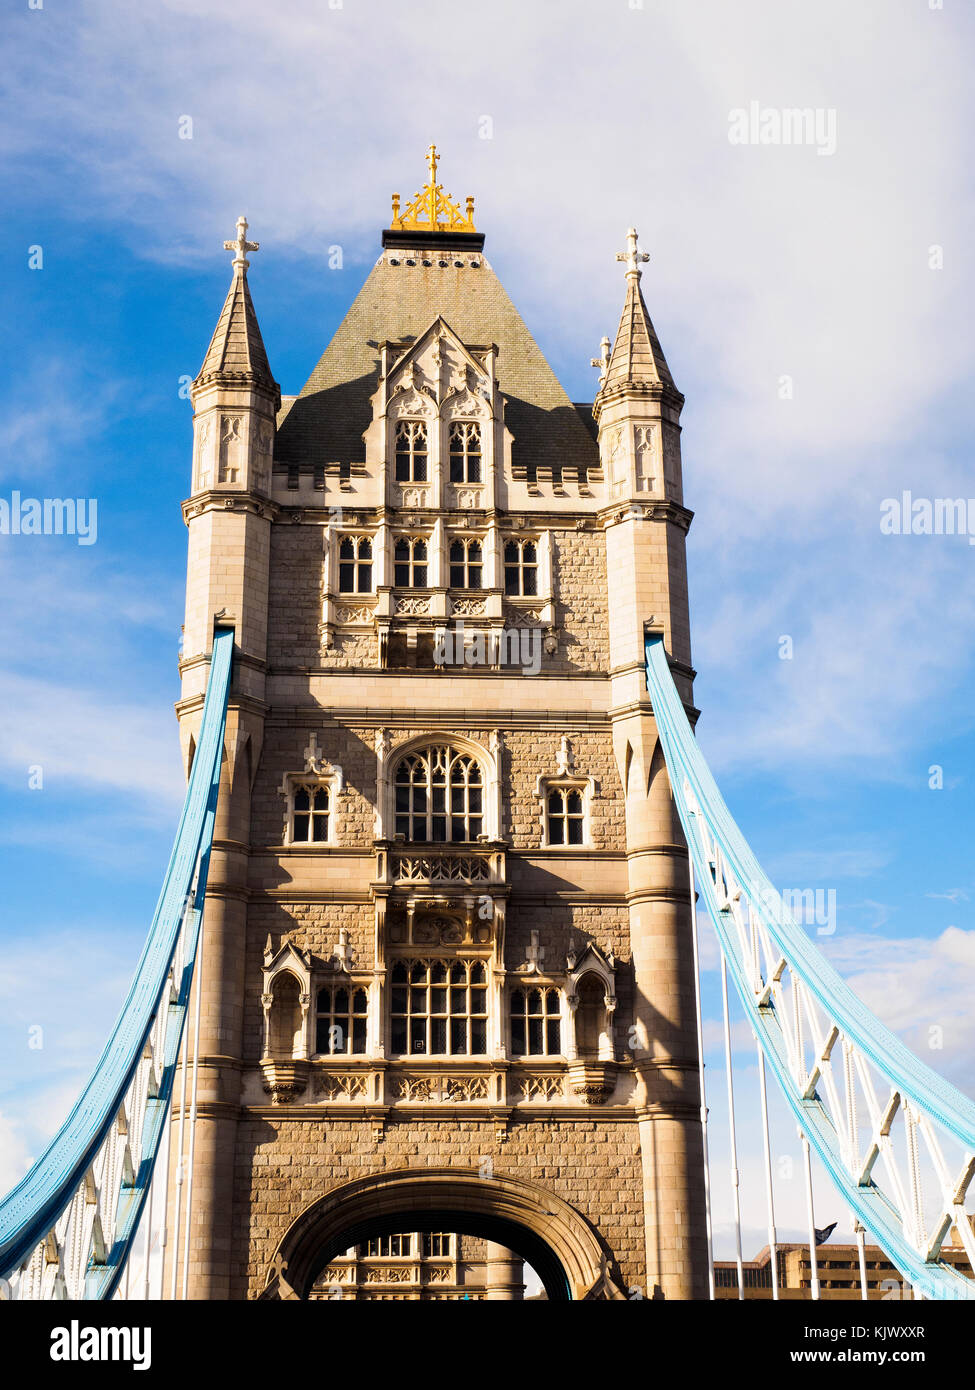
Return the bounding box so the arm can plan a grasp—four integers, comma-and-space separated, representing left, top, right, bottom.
171, 150, 707, 1300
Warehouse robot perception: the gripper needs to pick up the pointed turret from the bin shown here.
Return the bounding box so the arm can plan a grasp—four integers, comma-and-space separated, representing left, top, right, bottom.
195, 217, 279, 396
595, 227, 680, 409
188, 216, 280, 501
592, 227, 685, 506
594, 224, 692, 665
600, 228, 677, 397
182, 215, 277, 681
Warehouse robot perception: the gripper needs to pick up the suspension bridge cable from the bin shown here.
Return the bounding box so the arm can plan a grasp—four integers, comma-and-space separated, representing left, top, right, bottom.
801, 1134, 821, 1300
181, 933, 205, 1300
720, 957, 745, 1300
757, 1045, 779, 1299
688, 857, 716, 1299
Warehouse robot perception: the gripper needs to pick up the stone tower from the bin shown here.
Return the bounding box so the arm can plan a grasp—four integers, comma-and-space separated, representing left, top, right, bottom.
170, 150, 708, 1301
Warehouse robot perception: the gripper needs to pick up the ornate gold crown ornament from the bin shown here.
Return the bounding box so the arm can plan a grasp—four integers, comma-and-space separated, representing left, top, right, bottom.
390, 144, 477, 234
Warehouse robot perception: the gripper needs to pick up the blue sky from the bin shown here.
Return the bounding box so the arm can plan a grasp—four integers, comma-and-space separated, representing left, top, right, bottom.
1, 0, 973, 1260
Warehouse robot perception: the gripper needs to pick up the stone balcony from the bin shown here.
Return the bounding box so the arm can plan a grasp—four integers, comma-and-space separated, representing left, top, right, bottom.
375, 841, 506, 887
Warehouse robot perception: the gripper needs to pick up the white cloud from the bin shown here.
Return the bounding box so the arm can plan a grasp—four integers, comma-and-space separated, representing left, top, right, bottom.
0, 1110, 34, 1196
0, 360, 120, 485
0, 670, 184, 804
821, 926, 975, 1092
693, 536, 975, 775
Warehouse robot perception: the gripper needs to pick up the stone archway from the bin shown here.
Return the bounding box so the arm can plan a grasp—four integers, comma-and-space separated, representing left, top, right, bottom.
259, 1168, 626, 1301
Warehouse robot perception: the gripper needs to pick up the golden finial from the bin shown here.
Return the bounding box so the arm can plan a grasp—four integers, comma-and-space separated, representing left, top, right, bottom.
389, 145, 477, 233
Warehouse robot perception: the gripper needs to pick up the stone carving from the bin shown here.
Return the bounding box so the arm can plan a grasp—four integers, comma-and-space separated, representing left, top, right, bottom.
392, 1074, 490, 1102
518, 929, 545, 974
391, 853, 491, 883
399, 487, 429, 508
389, 385, 434, 416
395, 596, 430, 616
450, 597, 486, 617
443, 1075, 490, 1102
521, 1075, 564, 1100
363, 1266, 412, 1284
392, 1075, 436, 1102
504, 605, 543, 627
336, 605, 375, 624
316, 1072, 369, 1102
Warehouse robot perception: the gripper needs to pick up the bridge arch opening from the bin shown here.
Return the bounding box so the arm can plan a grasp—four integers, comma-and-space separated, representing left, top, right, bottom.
260, 1168, 623, 1301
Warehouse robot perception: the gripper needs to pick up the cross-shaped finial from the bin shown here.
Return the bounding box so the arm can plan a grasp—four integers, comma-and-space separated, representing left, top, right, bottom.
223, 215, 260, 272
590, 335, 611, 383
427, 143, 439, 185
615, 226, 649, 279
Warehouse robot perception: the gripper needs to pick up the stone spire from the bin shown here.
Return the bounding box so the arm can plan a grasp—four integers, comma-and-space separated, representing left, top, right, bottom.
195, 216, 279, 400
596, 227, 678, 409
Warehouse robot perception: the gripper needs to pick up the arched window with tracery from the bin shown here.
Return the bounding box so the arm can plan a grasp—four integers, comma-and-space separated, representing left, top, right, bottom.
448, 421, 481, 482
394, 744, 484, 842
289, 782, 330, 843
393, 536, 428, 588
449, 538, 483, 589
338, 536, 373, 593
395, 421, 428, 481
504, 539, 538, 596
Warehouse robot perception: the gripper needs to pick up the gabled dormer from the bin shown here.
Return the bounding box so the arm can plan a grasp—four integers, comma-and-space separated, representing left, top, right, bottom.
362, 317, 509, 512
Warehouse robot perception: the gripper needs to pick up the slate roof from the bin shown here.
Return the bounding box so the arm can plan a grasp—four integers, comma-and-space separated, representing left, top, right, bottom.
602, 273, 677, 395
196, 268, 278, 394
274, 244, 598, 475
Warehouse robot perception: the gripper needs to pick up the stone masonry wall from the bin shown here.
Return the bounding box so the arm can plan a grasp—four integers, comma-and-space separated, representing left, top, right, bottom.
264, 521, 611, 674
232, 1117, 644, 1299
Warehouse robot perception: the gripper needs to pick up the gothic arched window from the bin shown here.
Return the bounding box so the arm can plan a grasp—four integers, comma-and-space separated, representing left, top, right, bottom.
395, 421, 428, 482
393, 745, 483, 842
338, 536, 373, 593
449, 538, 483, 589
546, 787, 584, 845
393, 536, 428, 588
504, 539, 538, 596
448, 421, 481, 483
576, 974, 606, 1056
268, 972, 303, 1059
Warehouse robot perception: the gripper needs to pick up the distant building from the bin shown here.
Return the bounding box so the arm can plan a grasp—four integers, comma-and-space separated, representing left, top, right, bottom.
715, 1240, 973, 1299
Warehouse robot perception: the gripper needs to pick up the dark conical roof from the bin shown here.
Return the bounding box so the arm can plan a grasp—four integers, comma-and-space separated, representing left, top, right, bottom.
275, 249, 597, 475
196, 269, 278, 395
